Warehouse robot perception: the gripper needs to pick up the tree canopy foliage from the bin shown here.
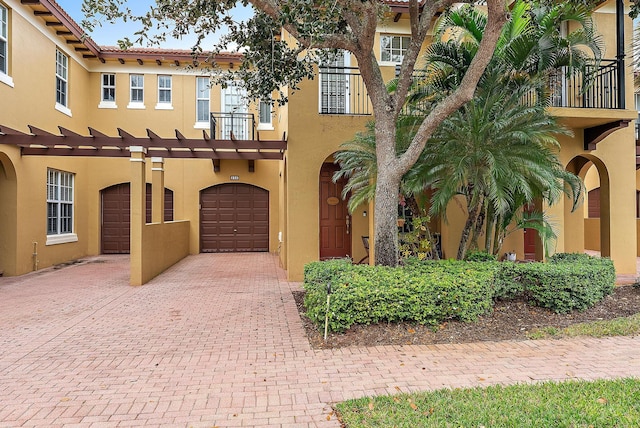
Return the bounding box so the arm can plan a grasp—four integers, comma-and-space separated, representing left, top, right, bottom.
82, 0, 511, 266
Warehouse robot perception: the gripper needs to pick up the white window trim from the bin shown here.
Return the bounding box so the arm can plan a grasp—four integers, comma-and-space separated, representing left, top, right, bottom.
0, 73, 13, 87
46, 233, 78, 246
257, 99, 274, 130
100, 73, 116, 107
156, 75, 172, 109
55, 103, 72, 117
98, 101, 117, 109
379, 34, 411, 66
47, 169, 75, 240
195, 76, 210, 125
257, 123, 275, 131
0, 4, 8, 82
55, 49, 69, 109
193, 122, 209, 129
129, 74, 144, 108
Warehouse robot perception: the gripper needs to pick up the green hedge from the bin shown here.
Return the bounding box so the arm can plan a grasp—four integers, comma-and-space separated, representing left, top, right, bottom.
303, 253, 616, 333
494, 253, 615, 313
303, 260, 494, 332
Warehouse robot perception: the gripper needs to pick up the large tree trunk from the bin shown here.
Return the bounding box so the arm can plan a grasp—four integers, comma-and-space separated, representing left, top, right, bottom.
373, 173, 402, 266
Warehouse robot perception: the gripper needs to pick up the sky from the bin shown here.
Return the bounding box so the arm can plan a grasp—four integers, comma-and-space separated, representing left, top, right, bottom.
55, 0, 253, 50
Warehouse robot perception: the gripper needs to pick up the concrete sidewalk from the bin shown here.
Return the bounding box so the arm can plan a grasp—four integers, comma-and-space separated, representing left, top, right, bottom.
1, 253, 640, 427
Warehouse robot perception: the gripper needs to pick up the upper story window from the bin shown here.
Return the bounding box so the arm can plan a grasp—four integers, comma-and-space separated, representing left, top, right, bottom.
380, 34, 410, 64
129, 74, 144, 108
195, 76, 210, 127
55, 49, 68, 107
0, 4, 8, 77
99, 73, 116, 108
156, 75, 172, 109
46, 168, 77, 245
319, 51, 349, 114
258, 99, 273, 130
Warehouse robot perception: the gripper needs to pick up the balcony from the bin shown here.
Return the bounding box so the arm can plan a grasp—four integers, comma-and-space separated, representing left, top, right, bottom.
210, 112, 255, 140
546, 59, 621, 109
318, 66, 372, 115
319, 60, 623, 119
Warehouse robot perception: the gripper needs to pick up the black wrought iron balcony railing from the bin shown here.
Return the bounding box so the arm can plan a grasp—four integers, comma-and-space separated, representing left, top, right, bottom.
318, 66, 371, 115
317, 60, 622, 117
546, 59, 620, 109
210, 112, 255, 140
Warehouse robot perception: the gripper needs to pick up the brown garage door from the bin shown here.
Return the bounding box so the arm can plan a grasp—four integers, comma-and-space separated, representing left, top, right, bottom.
101, 183, 174, 254
200, 183, 269, 252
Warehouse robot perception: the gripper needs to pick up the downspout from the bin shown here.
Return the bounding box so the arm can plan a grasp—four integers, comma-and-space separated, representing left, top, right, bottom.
32, 242, 38, 271
616, 0, 625, 109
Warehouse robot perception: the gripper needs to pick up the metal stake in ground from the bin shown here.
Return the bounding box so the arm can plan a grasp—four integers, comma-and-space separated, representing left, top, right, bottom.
324, 282, 332, 341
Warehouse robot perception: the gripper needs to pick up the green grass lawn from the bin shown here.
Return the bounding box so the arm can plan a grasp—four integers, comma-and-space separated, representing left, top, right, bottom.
336, 378, 640, 427
527, 313, 640, 340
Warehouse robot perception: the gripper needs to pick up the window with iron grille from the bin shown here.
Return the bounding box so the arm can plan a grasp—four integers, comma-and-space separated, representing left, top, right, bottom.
55, 49, 68, 107
319, 51, 348, 114
47, 169, 74, 235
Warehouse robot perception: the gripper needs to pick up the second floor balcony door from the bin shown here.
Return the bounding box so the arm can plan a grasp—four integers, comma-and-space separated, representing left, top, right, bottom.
320, 51, 350, 114
222, 82, 249, 140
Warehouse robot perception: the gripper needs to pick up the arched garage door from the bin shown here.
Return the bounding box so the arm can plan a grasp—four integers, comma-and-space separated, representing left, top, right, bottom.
101, 183, 174, 254
200, 183, 269, 252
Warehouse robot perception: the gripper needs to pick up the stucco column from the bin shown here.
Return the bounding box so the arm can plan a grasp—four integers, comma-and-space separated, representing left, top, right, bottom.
151, 157, 165, 224
130, 146, 147, 286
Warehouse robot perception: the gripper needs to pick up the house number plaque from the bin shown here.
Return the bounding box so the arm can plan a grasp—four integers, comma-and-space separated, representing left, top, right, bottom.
327, 196, 339, 206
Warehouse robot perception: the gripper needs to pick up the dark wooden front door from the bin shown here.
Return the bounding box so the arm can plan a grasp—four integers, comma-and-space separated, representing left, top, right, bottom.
200, 183, 269, 252
319, 163, 351, 259
101, 183, 174, 254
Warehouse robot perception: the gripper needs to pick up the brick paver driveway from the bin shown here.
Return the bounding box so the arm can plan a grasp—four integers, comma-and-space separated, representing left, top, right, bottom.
1, 253, 640, 427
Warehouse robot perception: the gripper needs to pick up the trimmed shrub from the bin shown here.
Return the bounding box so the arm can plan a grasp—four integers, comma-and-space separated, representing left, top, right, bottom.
495, 253, 615, 313
493, 262, 526, 299
302, 253, 615, 333
465, 250, 498, 262
303, 260, 494, 332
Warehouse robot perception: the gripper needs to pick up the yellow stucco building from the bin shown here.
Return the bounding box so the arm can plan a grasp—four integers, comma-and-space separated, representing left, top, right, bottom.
0, 0, 637, 283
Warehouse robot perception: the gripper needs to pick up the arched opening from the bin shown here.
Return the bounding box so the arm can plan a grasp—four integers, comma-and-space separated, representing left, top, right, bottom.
566, 154, 610, 257
199, 183, 269, 252
101, 183, 174, 254
0, 153, 17, 275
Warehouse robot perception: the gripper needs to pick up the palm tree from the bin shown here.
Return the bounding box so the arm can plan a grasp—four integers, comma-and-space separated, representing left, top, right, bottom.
404, 65, 582, 259
334, 0, 596, 260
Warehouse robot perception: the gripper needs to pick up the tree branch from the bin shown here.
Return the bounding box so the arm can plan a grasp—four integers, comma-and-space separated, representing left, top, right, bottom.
398, 0, 508, 172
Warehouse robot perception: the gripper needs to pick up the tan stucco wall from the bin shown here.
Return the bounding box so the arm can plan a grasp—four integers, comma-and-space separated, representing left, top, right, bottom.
285, 75, 370, 281
138, 221, 190, 285
584, 218, 601, 250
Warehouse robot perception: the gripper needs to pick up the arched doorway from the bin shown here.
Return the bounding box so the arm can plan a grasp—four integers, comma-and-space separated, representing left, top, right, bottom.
101, 183, 174, 254
566, 155, 610, 256
0, 153, 17, 275
200, 183, 269, 252
319, 162, 351, 259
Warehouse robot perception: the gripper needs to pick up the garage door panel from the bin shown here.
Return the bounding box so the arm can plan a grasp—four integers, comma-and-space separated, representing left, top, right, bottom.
102, 183, 173, 254
236, 213, 252, 222
200, 184, 269, 253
